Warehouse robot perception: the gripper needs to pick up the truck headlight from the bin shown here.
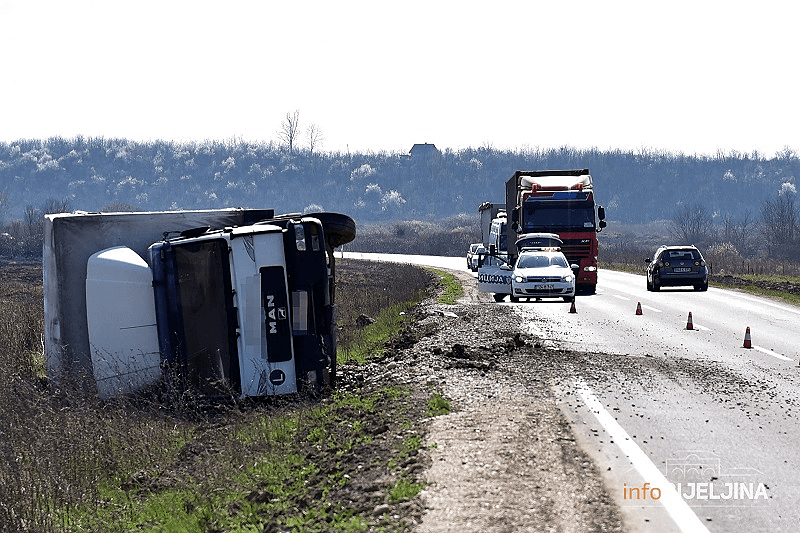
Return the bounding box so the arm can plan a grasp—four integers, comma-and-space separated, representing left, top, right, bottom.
583, 266, 597, 272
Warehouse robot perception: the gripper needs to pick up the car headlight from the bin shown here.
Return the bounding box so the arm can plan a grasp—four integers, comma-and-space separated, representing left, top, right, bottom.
562, 274, 574, 283
514, 275, 524, 283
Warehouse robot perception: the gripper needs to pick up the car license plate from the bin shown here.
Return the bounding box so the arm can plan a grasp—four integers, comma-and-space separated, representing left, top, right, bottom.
535, 284, 554, 290
674, 267, 691, 272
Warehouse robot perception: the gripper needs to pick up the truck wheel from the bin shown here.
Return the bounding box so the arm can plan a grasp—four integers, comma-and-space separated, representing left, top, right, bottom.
653, 279, 660, 291
308, 212, 356, 248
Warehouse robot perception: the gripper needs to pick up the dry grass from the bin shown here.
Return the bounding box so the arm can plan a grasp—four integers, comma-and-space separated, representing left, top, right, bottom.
336, 259, 433, 364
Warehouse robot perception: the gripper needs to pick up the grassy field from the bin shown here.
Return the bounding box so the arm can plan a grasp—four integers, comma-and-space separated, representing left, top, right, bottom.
0, 259, 441, 532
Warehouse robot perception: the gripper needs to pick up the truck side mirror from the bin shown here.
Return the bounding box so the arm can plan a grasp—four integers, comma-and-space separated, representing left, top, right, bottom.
597, 206, 606, 220
598, 220, 607, 230
511, 208, 519, 223
489, 244, 496, 256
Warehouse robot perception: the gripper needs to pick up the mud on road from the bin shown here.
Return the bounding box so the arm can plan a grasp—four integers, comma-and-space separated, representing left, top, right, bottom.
339, 268, 625, 532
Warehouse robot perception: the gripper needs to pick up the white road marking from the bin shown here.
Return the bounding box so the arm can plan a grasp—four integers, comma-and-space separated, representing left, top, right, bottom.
752, 345, 794, 362
723, 291, 800, 316
575, 380, 711, 533
641, 304, 662, 313
612, 294, 630, 301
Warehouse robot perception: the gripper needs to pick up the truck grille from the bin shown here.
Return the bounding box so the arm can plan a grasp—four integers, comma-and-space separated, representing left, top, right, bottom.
560, 239, 592, 259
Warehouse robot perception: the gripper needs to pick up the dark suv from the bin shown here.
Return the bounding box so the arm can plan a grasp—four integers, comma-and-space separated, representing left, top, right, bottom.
646, 245, 708, 291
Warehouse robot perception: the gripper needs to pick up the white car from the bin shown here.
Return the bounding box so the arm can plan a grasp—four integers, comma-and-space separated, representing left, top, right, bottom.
511, 249, 576, 302
467, 243, 486, 271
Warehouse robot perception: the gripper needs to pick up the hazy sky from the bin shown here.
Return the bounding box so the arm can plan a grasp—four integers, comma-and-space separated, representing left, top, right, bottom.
1, 0, 797, 156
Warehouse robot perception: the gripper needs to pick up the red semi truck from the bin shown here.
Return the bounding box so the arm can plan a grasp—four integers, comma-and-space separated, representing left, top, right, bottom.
505, 169, 606, 293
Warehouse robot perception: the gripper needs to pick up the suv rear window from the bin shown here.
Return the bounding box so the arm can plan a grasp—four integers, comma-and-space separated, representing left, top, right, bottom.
661, 249, 700, 261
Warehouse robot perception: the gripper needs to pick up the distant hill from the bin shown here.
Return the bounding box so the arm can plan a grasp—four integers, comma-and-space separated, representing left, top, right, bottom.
1, 137, 797, 225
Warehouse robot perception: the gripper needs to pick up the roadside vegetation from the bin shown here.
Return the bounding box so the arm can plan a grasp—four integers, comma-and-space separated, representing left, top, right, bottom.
423, 268, 463, 305
0, 258, 444, 532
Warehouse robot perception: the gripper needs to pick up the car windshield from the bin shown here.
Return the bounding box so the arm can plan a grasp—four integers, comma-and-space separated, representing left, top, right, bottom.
661, 249, 700, 261
517, 253, 568, 269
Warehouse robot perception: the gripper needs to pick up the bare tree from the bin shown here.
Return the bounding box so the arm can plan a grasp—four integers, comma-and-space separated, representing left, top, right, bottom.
671, 203, 714, 246
20, 198, 70, 257
761, 193, 798, 258
277, 110, 301, 153
307, 123, 323, 155
720, 209, 756, 256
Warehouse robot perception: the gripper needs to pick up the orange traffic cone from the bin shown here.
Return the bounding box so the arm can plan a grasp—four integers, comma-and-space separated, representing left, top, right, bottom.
686, 312, 693, 330
743, 327, 752, 349
636, 302, 643, 315
569, 299, 577, 314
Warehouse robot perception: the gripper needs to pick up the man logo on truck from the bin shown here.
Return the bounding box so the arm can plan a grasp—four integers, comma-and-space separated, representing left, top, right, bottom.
264, 293, 288, 335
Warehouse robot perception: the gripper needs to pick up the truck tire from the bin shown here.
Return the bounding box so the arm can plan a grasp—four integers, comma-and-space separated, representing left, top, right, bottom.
308, 212, 356, 249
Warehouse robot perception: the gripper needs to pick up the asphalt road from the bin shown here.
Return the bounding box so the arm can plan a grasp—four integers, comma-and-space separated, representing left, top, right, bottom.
342, 253, 800, 532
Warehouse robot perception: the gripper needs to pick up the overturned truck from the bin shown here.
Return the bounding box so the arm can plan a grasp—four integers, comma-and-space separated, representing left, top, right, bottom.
44, 208, 356, 400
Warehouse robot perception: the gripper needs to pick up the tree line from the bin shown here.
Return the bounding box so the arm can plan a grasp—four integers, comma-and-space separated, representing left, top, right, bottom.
0, 136, 798, 261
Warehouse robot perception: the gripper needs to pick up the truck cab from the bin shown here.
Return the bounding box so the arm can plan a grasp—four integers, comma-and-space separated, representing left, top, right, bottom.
84, 212, 354, 399
506, 169, 606, 294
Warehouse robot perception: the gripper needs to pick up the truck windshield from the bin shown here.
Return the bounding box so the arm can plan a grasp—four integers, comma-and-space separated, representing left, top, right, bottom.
522, 201, 595, 232
172, 239, 236, 394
